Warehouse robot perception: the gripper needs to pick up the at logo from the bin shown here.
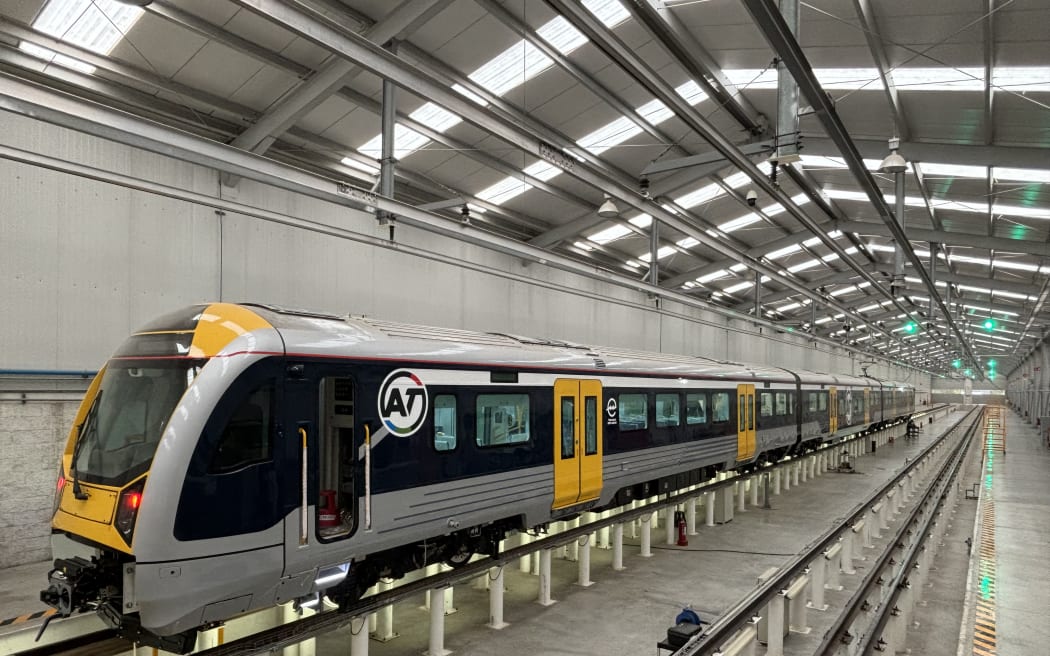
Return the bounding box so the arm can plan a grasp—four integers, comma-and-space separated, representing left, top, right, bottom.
378, 369, 429, 436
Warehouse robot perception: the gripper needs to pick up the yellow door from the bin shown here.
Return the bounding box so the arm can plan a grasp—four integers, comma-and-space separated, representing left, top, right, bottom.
863, 388, 870, 424
829, 387, 838, 433
553, 379, 603, 511
736, 384, 756, 461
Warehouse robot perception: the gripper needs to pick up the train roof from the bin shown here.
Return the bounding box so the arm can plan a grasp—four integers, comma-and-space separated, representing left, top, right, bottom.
231, 304, 911, 389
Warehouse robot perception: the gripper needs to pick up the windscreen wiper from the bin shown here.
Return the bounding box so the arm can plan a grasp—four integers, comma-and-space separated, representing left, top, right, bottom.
70, 391, 102, 500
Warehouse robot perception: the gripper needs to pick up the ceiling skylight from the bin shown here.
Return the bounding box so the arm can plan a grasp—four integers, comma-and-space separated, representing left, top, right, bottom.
20, 0, 144, 74
825, 188, 1050, 220
800, 155, 1050, 186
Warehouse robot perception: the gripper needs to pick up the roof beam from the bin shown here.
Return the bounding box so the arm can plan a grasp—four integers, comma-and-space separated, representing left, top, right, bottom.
803, 137, 1050, 171
838, 220, 1050, 257
226, 0, 449, 157
851, 0, 909, 140
741, 0, 975, 370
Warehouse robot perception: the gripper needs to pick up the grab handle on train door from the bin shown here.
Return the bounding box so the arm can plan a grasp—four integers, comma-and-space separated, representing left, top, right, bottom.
298, 424, 309, 546
364, 422, 372, 531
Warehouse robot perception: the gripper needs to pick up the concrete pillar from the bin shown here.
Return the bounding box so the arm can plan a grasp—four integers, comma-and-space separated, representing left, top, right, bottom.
488, 567, 508, 629
787, 575, 811, 634
706, 491, 716, 527
350, 616, 369, 656
773, 468, 782, 495
686, 497, 697, 535
765, 593, 787, 656
737, 481, 747, 512
750, 476, 760, 506
427, 588, 451, 656
373, 580, 397, 641
666, 507, 677, 545
577, 536, 594, 587
612, 523, 625, 570
800, 459, 808, 483
598, 511, 611, 550
569, 517, 580, 561
537, 549, 555, 606
518, 533, 532, 573
807, 557, 828, 611
640, 515, 653, 557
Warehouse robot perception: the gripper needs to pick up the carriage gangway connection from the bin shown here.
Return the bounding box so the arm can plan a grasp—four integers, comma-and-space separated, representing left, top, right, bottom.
0, 404, 956, 656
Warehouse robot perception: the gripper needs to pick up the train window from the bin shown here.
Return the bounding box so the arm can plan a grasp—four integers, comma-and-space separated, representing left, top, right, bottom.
656, 394, 680, 427
818, 393, 827, 411
317, 376, 356, 540
210, 384, 273, 473
618, 394, 648, 431
712, 392, 730, 422
738, 396, 744, 431
433, 395, 457, 452
584, 396, 598, 455
775, 392, 787, 416
476, 394, 531, 447
560, 396, 575, 458
686, 393, 707, 425
787, 393, 795, 415
760, 392, 773, 417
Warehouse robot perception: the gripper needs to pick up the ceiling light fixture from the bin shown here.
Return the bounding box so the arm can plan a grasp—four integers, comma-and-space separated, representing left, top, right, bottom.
598, 194, 619, 218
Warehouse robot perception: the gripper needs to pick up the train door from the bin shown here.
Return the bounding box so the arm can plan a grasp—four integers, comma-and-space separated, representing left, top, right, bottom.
552, 379, 603, 511
829, 387, 838, 433
863, 388, 870, 424
735, 384, 756, 461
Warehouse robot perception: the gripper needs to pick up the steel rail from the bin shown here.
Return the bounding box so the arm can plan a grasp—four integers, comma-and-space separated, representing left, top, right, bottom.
670, 405, 980, 655
834, 408, 981, 655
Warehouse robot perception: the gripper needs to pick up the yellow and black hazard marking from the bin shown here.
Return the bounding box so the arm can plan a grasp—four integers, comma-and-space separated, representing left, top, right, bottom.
0, 608, 57, 627
972, 410, 1002, 656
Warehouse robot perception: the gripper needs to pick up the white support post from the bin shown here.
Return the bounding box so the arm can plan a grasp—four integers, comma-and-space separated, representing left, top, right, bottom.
666, 507, 677, 545
629, 501, 639, 539
706, 491, 715, 527
537, 549, 556, 606
786, 575, 811, 634
870, 504, 883, 540
750, 476, 760, 506
686, 498, 697, 535
737, 481, 747, 512
282, 604, 299, 656
640, 514, 653, 557
577, 536, 594, 587
518, 533, 532, 573
569, 518, 580, 561
842, 529, 857, 573
426, 588, 450, 656
373, 580, 397, 642
783, 464, 792, 491
807, 556, 828, 611
598, 511, 611, 550
878, 497, 890, 530
800, 459, 808, 483
612, 523, 625, 571
773, 468, 782, 495
487, 567, 508, 630
824, 543, 843, 591
764, 593, 787, 656
793, 461, 801, 486
351, 616, 370, 656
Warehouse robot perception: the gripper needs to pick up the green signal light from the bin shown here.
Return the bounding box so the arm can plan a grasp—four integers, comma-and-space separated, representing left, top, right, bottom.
989, 372, 997, 380
964, 368, 973, 377
903, 321, 918, 334
983, 318, 997, 332
987, 359, 997, 368
952, 359, 962, 369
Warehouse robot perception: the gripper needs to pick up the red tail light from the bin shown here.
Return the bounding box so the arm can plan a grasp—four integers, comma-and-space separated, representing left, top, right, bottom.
115, 479, 146, 546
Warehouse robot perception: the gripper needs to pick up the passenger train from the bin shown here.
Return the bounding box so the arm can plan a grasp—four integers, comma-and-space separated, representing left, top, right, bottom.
41, 303, 915, 651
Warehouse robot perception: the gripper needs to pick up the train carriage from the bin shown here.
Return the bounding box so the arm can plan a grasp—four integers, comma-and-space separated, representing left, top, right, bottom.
42, 303, 914, 651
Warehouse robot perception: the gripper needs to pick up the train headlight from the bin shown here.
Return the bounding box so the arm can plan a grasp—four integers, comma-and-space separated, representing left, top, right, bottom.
115, 479, 146, 546
52, 465, 66, 517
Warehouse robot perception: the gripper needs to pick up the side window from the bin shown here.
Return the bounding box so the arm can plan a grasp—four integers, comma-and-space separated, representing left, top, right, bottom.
818, 392, 827, 411
476, 394, 530, 447
210, 384, 273, 473
712, 392, 730, 422
656, 394, 680, 427
618, 393, 648, 431
807, 392, 818, 413
584, 396, 598, 455
787, 392, 795, 415
560, 396, 575, 458
686, 393, 707, 425
433, 395, 457, 451
775, 392, 787, 416
760, 392, 773, 417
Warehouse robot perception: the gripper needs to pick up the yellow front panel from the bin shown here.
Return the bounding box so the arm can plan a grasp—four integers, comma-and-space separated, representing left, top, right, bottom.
864, 388, 870, 424
189, 303, 273, 357
552, 379, 580, 510
578, 380, 603, 504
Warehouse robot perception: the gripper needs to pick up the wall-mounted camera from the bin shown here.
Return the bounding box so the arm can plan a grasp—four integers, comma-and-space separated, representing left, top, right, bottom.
746, 189, 758, 207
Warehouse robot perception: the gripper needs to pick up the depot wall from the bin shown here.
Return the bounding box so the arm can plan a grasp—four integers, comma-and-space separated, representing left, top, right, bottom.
0, 113, 927, 567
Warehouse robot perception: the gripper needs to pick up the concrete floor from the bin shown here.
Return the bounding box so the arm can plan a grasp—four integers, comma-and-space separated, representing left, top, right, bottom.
312, 411, 971, 656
